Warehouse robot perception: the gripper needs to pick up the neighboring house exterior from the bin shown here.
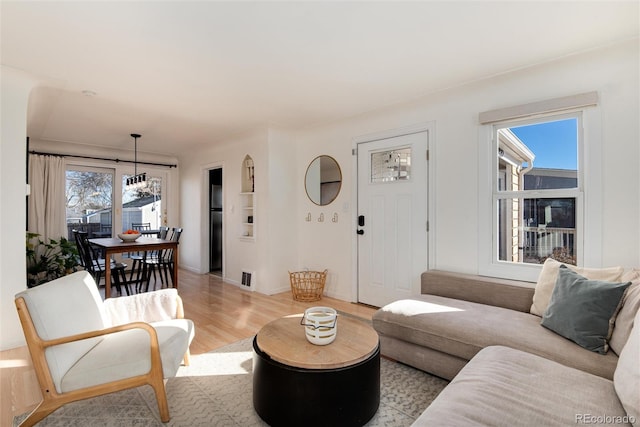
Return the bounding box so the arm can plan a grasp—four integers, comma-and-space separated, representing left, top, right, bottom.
120, 195, 163, 231
66, 196, 162, 238
497, 129, 535, 264
498, 130, 577, 265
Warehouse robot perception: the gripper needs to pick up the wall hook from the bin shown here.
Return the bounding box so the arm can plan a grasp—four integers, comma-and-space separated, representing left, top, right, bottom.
318, 213, 324, 222
305, 212, 312, 222
332, 213, 338, 223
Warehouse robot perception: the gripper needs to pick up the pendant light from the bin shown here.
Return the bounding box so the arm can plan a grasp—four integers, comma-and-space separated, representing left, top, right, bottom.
125, 133, 147, 190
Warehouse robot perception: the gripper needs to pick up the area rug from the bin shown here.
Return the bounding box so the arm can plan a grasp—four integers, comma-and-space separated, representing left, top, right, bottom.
14, 338, 448, 426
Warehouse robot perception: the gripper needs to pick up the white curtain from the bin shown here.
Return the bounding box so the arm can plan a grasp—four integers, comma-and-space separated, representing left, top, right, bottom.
28, 154, 67, 241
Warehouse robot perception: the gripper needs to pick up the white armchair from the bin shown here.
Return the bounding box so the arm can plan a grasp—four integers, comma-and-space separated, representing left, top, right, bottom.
14, 271, 195, 426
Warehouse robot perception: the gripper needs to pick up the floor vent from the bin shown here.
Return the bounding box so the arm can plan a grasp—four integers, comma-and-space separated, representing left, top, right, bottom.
241, 271, 254, 287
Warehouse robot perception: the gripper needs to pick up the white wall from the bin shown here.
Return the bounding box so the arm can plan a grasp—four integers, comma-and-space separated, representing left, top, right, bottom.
292, 39, 639, 300
179, 129, 266, 286
179, 126, 299, 294
0, 67, 37, 350
179, 40, 638, 305
264, 127, 299, 293
295, 127, 354, 301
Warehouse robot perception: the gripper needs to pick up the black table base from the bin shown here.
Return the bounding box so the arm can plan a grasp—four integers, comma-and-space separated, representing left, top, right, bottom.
252, 337, 380, 427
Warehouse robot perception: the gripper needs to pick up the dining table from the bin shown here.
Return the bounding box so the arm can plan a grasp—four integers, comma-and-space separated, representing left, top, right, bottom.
88, 236, 179, 299
139, 229, 160, 236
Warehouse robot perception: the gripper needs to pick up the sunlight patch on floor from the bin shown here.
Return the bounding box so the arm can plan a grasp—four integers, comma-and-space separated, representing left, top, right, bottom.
0, 358, 30, 368
177, 350, 253, 377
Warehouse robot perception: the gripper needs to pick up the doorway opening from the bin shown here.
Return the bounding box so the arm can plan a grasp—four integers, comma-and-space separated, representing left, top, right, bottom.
209, 168, 223, 276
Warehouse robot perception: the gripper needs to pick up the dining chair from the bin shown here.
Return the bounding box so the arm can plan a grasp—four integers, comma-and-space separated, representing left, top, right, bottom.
127, 222, 153, 291
73, 230, 130, 296
14, 271, 194, 426
143, 227, 182, 292
131, 226, 170, 293
157, 225, 170, 239
131, 222, 151, 232
160, 227, 182, 286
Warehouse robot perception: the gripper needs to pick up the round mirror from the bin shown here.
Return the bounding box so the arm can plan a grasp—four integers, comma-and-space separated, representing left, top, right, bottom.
305, 155, 342, 206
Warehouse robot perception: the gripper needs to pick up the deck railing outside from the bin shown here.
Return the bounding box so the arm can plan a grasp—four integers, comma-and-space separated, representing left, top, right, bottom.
522, 226, 576, 265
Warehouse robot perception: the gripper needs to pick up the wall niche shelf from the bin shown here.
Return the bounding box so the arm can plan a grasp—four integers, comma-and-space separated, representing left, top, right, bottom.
240, 155, 256, 241
239, 191, 255, 240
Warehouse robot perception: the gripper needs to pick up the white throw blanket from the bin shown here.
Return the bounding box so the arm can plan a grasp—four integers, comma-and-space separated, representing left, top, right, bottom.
104, 289, 179, 326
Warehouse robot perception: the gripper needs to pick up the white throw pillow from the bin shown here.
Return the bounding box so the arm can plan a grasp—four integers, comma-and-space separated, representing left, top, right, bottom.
613, 309, 640, 426
530, 258, 624, 317
610, 269, 640, 355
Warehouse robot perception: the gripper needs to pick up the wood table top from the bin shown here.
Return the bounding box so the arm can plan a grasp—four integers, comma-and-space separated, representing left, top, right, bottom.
89, 236, 176, 250
255, 313, 379, 370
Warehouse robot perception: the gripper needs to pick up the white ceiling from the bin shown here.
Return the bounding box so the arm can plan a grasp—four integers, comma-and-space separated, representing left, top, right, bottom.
2, 1, 638, 156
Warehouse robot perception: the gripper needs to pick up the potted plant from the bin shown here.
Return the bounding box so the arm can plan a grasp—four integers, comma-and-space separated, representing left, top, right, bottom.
26, 232, 80, 287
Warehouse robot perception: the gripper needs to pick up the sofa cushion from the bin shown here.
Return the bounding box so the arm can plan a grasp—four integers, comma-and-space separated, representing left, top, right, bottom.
373, 295, 618, 379
413, 346, 631, 427
61, 319, 193, 393
421, 270, 535, 313
614, 310, 640, 426
541, 266, 631, 354
610, 269, 640, 355
530, 258, 624, 317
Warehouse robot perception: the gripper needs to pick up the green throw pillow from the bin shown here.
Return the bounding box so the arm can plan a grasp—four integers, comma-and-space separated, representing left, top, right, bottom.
541, 265, 631, 354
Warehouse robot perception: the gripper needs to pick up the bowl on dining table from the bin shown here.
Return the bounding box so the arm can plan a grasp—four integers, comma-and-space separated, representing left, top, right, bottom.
117, 232, 141, 242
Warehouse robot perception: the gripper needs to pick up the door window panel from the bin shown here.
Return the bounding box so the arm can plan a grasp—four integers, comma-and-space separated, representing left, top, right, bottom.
121, 175, 163, 233
371, 147, 411, 183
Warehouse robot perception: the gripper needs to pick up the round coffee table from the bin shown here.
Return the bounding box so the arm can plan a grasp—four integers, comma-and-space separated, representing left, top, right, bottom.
253, 313, 380, 427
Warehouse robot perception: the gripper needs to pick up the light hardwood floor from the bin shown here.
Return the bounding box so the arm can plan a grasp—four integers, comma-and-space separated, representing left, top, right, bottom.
0, 269, 377, 425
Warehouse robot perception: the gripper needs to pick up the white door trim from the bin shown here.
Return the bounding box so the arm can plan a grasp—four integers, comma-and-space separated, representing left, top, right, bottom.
350, 121, 436, 304
200, 161, 225, 276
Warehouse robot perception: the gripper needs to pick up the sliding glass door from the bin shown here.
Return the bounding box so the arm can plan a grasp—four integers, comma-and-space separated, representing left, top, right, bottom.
66, 161, 169, 243
65, 166, 114, 239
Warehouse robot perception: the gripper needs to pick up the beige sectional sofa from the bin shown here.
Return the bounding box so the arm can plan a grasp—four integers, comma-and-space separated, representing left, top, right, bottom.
372, 268, 640, 426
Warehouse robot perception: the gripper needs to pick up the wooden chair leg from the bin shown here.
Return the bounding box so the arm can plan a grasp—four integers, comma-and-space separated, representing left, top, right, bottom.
129, 259, 140, 284
152, 265, 158, 290
119, 269, 131, 295
168, 263, 175, 288
136, 262, 145, 293
18, 400, 61, 427
161, 263, 170, 288
129, 257, 146, 292
111, 271, 123, 296
183, 349, 191, 366
144, 264, 155, 292
149, 375, 170, 422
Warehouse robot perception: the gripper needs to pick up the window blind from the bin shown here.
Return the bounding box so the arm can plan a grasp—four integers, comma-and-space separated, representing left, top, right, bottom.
479, 91, 598, 125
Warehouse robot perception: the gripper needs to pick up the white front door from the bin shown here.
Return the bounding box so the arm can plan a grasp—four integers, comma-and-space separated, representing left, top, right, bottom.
357, 131, 428, 307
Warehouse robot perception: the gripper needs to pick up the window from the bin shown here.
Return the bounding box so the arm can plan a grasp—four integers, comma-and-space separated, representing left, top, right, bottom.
121, 175, 163, 232
66, 166, 168, 241
479, 92, 599, 281
65, 166, 114, 239
494, 114, 581, 267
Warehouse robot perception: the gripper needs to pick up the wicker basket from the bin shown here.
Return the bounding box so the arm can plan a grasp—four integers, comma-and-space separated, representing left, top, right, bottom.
289, 269, 328, 302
